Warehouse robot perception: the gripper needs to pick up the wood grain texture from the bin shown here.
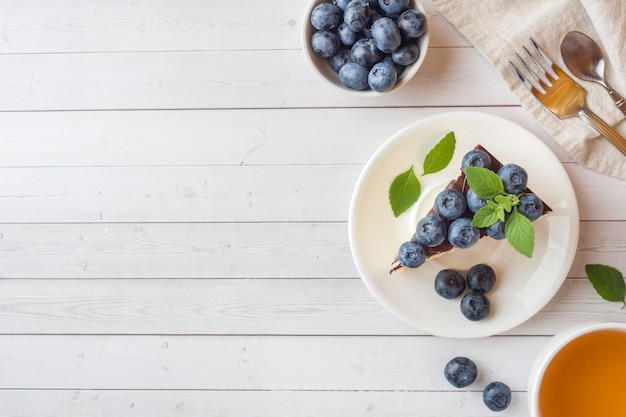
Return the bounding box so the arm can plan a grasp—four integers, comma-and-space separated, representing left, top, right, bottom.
0, 48, 515, 111
0, 279, 622, 336
0, 390, 528, 417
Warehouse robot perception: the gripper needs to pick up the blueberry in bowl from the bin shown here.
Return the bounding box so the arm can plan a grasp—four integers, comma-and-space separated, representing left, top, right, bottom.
302, 0, 429, 96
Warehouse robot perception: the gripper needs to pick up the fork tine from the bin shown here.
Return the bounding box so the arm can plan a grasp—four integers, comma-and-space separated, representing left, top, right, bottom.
530, 38, 558, 80
508, 61, 534, 91
522, 46, 552, 87
513, 53, 547, 94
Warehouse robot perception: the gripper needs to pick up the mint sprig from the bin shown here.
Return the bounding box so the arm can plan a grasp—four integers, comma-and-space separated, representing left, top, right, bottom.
585, 264, 625, 307
465, 166, 535, 258
389, 132, 456, 217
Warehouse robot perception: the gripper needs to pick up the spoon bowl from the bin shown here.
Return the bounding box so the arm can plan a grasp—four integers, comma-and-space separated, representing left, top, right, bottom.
560, 31, 626, 114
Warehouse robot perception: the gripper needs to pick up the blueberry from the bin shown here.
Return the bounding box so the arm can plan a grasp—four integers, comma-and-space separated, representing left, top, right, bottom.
460, 291, 491, 321
310, 30, 341, 58
466, 188, 486, 213
485, 219, 506, 240
498, 163, 528, 194
344, 0, 370, 32
333, 0, 352, 11
466, 264, 496, 294
351, 38, 384, 67
448, 217, 480, 249
328, 48, 352, 73
434, 269, 466, 299
517, 193, 543, 221
462, 149, 491, 173
416, 214, 447, 247
371, 17, 401, 53
391, 42, 420, 66
397, 241, 426, 268
368, 61, 397, 92
483, 381, 512, 412
435, 189, 467, 220
337, 22, 360, 46
310, 3, 343, 30
444, 356, 478, 388
377, 0, 409, 17
397, 9, 427, 38
338, 62, 370, 90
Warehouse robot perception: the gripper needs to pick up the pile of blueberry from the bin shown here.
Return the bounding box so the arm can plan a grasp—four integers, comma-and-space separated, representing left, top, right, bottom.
435, 264, 496, 321
308, 0, 427, 92
444, 356, 512, 412
396, 148, 543, 269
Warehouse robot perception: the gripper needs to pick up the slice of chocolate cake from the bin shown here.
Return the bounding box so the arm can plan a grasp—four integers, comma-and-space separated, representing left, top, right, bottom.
390, 145, 552, 273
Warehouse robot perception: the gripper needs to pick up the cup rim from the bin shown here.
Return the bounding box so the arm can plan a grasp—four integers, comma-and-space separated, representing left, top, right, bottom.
527, 321, 626, 417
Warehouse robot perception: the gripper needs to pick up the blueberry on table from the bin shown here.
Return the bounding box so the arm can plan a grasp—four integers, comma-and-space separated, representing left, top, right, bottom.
310, 30, 341, 58
444, 356, 478, 388
517, 193, 543, 221
368, 61, 397, 92
377, 0, 409, 17
338, 62, 370, 90
466, 188, 486, 213
461, 149, 492, 173
460, 291, 491, 321
435, 189, 467, 220
466, 264, 496, 294
371, 17, 401, 53
343, 0, 371, 32
310, 3, 342, 31
397, 241, 426, 268
397, 9, 427, 38
483, 381, 512, 411
497, 163, 528, 194
434, 269, 466, 299
391, 43, 420, 66
448, 217, 480, 249
416, 214, 447, 247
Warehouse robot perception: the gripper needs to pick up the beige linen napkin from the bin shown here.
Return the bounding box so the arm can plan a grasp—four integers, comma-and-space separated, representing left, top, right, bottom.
431, 0, 626, 180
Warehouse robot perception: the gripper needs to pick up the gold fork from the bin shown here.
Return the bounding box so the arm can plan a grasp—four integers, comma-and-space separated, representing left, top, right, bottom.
509, 38, 626, 156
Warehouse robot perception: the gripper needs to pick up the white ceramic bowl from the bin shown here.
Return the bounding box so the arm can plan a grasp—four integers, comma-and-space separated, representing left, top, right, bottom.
527, 321, 626, 417
302, 0, 429, 96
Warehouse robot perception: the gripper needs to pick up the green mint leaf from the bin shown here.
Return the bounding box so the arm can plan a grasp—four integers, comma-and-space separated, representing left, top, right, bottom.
472, 204, 500, 228
422, 132, 456, 175
505, 208, 534, 257
585, 264, 626, 305
495, 194, 513, 212
389, 166, 421, 217
465, 166, 505, 200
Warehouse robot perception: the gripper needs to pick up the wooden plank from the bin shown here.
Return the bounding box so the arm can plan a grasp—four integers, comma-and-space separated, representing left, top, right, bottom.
0, 334, 544, 391
0, 164, 622, 223
0, 390, 528, 417
0, 48, 516, 111
0, 107, 573, 167
0, 222, 355, 279
0, 0, 469, 54
0, 221, 621, 279
0, 278, 622, 336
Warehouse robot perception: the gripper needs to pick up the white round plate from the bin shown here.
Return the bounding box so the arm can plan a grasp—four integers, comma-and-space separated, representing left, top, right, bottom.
348, 111, 579, 338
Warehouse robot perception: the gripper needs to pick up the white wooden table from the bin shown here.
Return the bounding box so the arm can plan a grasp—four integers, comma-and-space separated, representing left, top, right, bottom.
0, 1, 624, 415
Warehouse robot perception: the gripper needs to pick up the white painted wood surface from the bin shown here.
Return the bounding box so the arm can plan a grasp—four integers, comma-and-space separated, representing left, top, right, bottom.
0, 1, 624, 416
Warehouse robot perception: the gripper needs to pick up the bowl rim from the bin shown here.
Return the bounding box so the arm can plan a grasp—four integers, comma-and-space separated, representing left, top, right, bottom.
527, 321, 626, 417
301, 0, 430, 96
